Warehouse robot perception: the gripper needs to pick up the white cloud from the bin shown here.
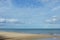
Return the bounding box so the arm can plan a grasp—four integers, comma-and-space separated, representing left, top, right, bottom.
45, 19, 56, 24
0, 18, 25, 24
51, 16, 57, 22
6, 18, 19, 23
52, 15, 57, 18
45, 19, 51, 23
0, 18, 19, 24
45, 16, 59, 24
0, 18, 5, 22
52, 18, 57, 22
51, 6, 60, 11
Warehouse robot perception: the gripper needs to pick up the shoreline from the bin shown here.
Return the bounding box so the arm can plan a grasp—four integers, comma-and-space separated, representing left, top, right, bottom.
0, 31, 60, 40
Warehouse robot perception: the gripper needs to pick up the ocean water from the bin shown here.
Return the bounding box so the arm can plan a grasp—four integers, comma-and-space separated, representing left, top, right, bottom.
0, 29, 60, 34
0, 29, 60, 40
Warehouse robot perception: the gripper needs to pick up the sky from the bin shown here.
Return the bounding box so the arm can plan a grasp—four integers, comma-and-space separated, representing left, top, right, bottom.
0, 0, 60, 29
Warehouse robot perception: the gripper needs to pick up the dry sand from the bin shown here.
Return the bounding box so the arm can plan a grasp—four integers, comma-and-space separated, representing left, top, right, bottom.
0, 31, 60, 40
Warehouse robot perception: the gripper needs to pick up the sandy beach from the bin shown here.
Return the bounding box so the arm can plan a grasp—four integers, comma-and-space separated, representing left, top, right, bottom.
0, 31, 60, 40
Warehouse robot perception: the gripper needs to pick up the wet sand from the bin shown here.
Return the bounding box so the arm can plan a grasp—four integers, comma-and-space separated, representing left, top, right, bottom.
0, 31, 60, 40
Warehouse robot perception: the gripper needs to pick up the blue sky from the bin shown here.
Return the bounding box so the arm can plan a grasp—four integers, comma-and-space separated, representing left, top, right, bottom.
0, 0, 60, 29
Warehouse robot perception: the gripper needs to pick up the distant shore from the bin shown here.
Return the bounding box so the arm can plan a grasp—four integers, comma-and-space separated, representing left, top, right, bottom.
0, 31, 60, 40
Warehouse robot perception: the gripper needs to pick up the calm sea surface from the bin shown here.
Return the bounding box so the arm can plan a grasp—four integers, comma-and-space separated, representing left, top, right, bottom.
0, 29, 60, 40
0, 29, 60, 34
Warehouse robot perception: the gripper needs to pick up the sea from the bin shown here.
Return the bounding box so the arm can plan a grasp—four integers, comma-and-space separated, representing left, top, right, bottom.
0, 29, 60, 40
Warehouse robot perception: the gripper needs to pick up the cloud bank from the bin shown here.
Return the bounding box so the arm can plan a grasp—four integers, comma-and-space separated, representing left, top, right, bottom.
0, 18, 23, 24
45, 16, 60, 24
0, 0, 60, 28
52, 6, 60, 11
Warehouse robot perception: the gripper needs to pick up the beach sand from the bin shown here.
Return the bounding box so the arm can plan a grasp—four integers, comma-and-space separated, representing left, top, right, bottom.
0, 31, 60, 40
